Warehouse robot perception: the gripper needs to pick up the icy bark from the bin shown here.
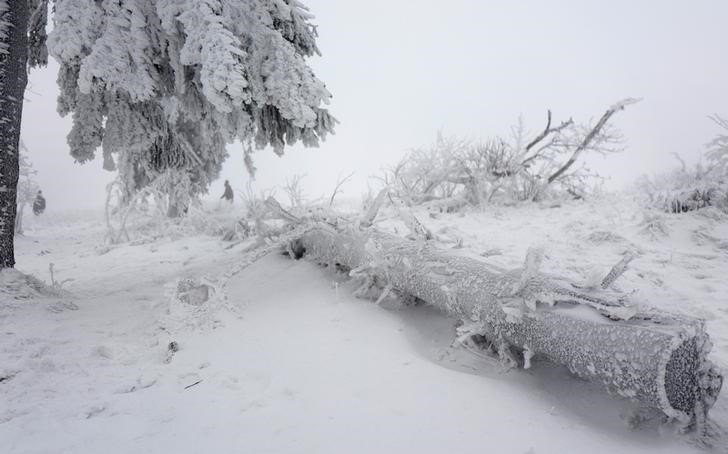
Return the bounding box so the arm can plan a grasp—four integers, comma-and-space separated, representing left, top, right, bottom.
0, 0, 29, 268
296, 226, 723, 425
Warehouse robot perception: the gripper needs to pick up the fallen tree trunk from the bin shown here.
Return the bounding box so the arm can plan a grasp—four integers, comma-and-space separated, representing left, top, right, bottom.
294, 225, 723, 426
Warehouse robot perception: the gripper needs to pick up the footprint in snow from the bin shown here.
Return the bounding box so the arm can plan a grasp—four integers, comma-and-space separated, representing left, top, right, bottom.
115, 375, 157, 394
83, 404, 106, 419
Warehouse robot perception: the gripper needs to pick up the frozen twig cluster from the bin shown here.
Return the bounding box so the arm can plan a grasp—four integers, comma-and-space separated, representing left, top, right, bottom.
636, 114, 728, 214
382, 100, 636, 208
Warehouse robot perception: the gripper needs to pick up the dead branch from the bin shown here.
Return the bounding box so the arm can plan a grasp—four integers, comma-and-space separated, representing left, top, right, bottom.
525, 110, 574, 153
264, 196, 300, 224
328, 171, 355, 207
546, 99, 640, 185
184, 380, 202, 390
601, 252, 635, 289
283, 174, 306, 209
360, 187, 389, 227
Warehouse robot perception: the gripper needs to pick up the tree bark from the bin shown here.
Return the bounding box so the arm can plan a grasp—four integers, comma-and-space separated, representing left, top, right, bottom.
296, 226, 723, 425
0, 0, 30, 269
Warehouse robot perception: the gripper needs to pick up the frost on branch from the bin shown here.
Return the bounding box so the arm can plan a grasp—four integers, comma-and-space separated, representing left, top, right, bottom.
383, 101, 636, 208
48, 0, 336, 208
636, 115, 728, 215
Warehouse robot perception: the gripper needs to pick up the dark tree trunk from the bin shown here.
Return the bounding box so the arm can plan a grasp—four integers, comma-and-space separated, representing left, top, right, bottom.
0, 0, 29, 269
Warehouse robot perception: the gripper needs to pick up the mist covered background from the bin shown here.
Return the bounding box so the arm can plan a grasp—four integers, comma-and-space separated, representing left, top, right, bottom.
21, 0, 728, 211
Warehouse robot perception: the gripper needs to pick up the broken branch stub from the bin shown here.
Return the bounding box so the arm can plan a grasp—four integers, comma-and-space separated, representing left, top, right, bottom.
296, 226, 722, 426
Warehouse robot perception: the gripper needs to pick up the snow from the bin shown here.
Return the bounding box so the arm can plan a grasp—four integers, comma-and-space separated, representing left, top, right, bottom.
2, 197, 727, 453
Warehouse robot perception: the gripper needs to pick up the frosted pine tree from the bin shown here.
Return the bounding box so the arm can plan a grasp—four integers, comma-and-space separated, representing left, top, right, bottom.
48, 0, 336, 212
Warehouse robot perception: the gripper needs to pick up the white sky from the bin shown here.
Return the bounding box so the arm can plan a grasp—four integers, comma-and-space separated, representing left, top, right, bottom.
20, 0, 728, 210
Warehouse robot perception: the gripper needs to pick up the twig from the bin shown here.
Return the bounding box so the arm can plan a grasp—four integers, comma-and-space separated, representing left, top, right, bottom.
184, 380, 202, 390
601, 252, 636, 289
546, 98, 640, 185
328, 171, 355, 207
360, 187, 389, 227
264, 196, 300, 224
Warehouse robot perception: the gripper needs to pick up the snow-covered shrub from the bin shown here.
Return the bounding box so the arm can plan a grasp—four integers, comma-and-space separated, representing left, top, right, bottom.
103, 171, 243, 244
635, 167, 718, 214
635, 156, 728, 215
384, 101, 632, 208
283, 174, 307, 210
239, 182, 274, 222
635, 115, 728, 215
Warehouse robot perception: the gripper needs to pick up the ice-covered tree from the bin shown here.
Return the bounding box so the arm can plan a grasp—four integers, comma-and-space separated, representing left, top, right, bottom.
48, 0, 335, 213
0, 0, 334, 269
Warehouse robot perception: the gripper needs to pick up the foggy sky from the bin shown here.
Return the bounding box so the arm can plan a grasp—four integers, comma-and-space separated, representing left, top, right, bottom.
20, 0, 728, 211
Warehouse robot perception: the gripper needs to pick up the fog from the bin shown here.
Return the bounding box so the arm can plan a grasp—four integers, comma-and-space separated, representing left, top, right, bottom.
20, 0, 728, 211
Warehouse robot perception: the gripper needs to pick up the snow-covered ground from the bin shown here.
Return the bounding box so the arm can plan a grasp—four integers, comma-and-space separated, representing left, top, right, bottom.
2, 197, 727, 453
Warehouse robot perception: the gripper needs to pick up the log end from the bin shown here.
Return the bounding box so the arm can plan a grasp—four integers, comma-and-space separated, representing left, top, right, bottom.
662, 335, 723, 424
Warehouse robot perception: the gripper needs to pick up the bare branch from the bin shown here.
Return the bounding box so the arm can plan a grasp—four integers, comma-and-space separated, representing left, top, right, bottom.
328, 171, 355, 207
526, 110, 552, 152
264, 196, 300, 224
601, 252, 636, 289
283, 174, 306, 208
521, 111, 574, 169
360, 187, 389, 228
546, 98, 640, 185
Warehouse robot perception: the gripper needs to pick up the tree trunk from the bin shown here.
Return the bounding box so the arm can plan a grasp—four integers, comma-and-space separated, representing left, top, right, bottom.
0, 0, 30, 269
296, 226, 723, 425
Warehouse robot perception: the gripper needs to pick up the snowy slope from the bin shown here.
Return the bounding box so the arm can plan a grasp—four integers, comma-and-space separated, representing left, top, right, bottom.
1, 197, 726, 453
